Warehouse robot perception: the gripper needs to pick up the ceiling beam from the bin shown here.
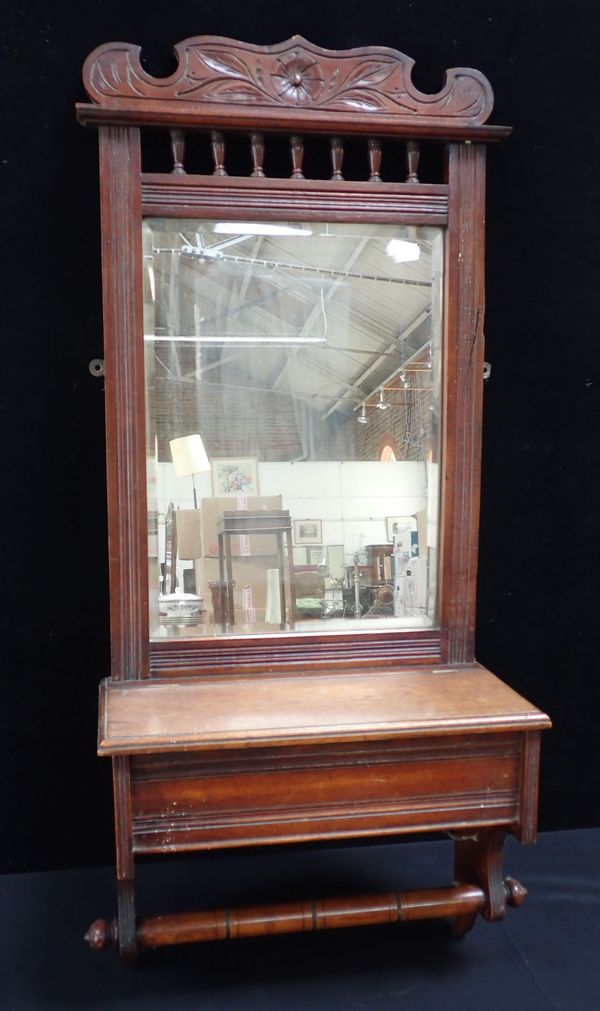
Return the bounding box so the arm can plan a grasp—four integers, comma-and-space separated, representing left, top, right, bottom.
271, 235, 371, 392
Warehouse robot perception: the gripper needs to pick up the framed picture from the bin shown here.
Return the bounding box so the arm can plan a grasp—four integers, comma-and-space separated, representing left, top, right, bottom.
307, 546, 328, 566
211, 458, 258, 497
293, 519, 322, 545
386, 515, 417, 541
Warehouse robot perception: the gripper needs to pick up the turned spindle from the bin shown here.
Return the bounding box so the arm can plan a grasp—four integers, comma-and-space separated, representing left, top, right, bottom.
289, 135, 305, 179
169, 129, 186, 174
330, 136, 344, 180
406, 140, 420, 183
368, 138, 382, 182
85, 883, 488, 952
210, 131, 228, 176
250, 133, 266, 177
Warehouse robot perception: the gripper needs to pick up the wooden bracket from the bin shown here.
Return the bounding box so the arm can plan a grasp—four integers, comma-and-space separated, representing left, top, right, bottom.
451, 828, 526, 936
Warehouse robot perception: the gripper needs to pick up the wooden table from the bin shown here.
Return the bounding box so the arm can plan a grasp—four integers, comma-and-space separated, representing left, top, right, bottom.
217, 509, 296, 631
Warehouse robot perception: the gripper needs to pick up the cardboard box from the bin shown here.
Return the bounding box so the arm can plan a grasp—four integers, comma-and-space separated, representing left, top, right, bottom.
174, 509, 203, 560
200, 495, 283, 558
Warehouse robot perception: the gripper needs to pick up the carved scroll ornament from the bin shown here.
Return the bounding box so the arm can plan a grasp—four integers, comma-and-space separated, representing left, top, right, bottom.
83, 35, 494, 125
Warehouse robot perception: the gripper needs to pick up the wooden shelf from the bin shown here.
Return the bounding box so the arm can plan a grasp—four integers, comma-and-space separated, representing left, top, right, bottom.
98, 664, 550, 756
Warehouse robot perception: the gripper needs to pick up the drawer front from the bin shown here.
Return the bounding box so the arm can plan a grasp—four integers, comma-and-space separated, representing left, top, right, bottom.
130, 732, 525, 852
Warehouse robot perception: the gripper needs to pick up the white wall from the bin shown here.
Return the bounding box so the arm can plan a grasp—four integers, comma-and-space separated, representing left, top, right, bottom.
260, 461, 427, 558
153, 459, 429, 566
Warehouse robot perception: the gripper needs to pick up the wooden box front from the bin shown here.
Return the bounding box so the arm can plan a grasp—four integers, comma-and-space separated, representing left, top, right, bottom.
130, 731, 525, 853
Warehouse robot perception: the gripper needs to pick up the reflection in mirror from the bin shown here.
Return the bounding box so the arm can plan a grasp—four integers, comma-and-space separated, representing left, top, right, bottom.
143, 218, 442, 639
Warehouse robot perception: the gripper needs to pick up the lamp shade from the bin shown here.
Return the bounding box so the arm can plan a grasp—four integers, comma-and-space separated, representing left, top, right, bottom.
169, 434, 210, 477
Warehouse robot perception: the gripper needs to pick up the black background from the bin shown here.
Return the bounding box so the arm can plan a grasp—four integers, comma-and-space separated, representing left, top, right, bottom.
1, 0, 598, 874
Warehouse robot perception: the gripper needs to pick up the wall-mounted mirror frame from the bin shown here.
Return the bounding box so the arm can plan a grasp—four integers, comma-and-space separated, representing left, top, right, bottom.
78, 36, 508, 680
78, 35, 551, 964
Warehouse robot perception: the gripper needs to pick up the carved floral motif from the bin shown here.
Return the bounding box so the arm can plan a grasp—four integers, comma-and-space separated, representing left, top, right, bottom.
271, 52, 324, 104
83, 37, 494, 124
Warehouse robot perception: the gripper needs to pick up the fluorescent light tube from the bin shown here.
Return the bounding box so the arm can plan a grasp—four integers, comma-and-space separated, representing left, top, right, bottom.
144, 335, 325, 344
213, 222, 313, 236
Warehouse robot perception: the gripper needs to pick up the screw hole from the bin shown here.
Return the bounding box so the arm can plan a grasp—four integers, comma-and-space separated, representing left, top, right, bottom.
89, 358, 105, 378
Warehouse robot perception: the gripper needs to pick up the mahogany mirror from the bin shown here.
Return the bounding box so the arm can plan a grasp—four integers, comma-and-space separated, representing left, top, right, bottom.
77, 35, 549, 962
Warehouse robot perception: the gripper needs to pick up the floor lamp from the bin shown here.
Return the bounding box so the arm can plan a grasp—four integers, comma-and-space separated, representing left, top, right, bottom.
169, 434, 210, 508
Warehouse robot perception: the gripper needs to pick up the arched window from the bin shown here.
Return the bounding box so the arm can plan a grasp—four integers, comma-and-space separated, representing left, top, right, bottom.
378, 434, 399, 462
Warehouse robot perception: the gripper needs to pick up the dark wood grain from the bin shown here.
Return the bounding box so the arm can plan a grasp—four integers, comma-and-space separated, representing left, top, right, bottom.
289, 134, 305, 179
85, 883, 487, 950
249, 132, 265, 177
140, 174, 449, 224
517, 729, 542, 844
81, 36, 494, 125
78, 102, 511, 141
169, 129, 186, 174
112, 756, 137, 959
97, 126, 149, 681
330, 136, 344, 180
98, 665, 550, 755
79, 34, 548, 957
440, 143, 487, 665
210, 130, 227, 175
406, 139, 420, 183
128, 730, 523, 852
139, 885, 488, 945
367, 138, 382, 182
148, 629, 442, 676
454, 827, 509, 921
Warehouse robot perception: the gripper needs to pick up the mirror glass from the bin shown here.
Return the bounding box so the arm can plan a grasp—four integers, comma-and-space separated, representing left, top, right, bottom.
143, 218, 443, 639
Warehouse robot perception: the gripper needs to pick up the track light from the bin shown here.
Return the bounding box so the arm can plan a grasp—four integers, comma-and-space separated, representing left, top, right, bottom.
377, 388, 389, 410
357, 403, 368, 424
